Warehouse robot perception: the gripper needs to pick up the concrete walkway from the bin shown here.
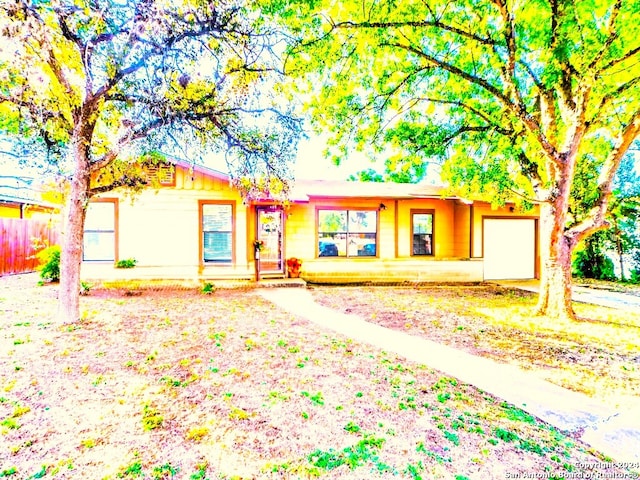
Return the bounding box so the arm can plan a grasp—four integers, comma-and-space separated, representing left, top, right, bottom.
258, 287, 640, 464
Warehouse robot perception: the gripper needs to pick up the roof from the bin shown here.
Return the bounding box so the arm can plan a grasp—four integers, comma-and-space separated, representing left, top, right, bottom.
172, 158, 229, 182
288, 179, 453, 202
0, 176, 58, 209
166, 157, 458, 202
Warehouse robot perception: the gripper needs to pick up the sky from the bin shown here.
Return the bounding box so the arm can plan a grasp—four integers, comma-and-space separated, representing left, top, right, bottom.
293, 136, 371, 180
0, 134, 369, 182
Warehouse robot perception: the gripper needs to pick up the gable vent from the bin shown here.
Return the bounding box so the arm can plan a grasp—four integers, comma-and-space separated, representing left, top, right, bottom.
145, 164, 175, 186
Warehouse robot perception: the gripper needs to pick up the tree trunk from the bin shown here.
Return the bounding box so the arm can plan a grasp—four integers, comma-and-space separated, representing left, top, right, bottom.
616, 236, 625, 282
535, 202, 576, 320
58, 149, 90, 322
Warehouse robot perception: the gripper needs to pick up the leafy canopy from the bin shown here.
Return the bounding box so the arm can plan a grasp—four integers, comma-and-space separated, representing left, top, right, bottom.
272, 0, 640, 212
0, 0, 303, 197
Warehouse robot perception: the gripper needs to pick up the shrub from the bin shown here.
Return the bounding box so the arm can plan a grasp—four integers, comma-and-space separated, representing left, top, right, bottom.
36, 245, 61, 282
572, 235, 616, 281
115, 258, 137, 268
80, 281, 92, 296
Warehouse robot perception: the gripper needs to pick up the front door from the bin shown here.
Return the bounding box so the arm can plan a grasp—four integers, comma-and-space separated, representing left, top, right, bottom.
256, 206, 284, 275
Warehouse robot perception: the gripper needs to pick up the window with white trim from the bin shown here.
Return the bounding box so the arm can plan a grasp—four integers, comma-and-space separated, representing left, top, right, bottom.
412, 211, 434, 256
83, 201, 116, 261
202, 203, 233, 263
317, 209, 377, 257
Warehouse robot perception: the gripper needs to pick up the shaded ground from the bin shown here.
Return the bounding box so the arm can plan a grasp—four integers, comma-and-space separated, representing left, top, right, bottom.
0, 275, 638, 479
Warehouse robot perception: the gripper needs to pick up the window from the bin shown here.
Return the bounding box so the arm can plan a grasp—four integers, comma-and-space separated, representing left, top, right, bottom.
84, 200, 117, 261
201, 203, 233, 263
317, 209, 377, 257
412, 211, 434, 256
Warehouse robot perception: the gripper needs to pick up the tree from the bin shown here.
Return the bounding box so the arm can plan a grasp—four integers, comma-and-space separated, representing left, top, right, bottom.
572, 231, 616, 281
270, 0, 640, 319
606, 153, 640, 281
572, 153, 640, 281
0, 0, 302, 322
348, 155, 428, 183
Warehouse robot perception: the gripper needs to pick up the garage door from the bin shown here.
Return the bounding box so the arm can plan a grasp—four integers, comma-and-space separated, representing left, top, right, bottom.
483, 218, 536, 280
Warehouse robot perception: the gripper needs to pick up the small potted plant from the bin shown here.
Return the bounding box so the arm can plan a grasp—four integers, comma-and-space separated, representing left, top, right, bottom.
253, 240, 264, 260
286, 257, 302, 278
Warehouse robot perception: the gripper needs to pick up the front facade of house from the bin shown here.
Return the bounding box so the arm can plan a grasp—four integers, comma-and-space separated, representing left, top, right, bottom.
81, 161, 540, 283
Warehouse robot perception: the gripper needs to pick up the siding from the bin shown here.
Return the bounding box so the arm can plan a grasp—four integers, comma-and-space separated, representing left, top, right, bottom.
84, 164, 251, 280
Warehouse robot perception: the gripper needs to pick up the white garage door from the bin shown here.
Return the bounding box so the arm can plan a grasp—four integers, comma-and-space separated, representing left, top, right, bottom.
483, 218, 536, 280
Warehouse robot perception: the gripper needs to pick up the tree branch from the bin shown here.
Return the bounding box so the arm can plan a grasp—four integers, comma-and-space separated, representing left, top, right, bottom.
382, 41, 561, 165
88, 175, 149, 197
586, 0, 621, 73
329, 18, 497, 47
566, 109, 640, 243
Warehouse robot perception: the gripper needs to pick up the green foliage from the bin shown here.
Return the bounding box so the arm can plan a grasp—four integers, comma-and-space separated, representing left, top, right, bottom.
35, 244, 61, 282
301, 391, 325, 406
344, 421, 361, 433
141, 404, 163, 431
0, 467, 17, 477
189, 463, 208, 480
119, 462, 144, 478
0, 2, 303, 194
151, 463, 179, 479
0, 0, 303, 322
80, 281, 92, 296
270, 0, 640, 315
494, 428, 519, 443
201, 282, 215, 295
572, 232, 617, 281
308, 435, 387, 471
501, 403, 537, 425
630, 250, 640, 283
115, 258, 137, 269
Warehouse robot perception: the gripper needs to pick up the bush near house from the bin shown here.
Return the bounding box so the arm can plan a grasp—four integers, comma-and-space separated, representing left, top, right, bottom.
35, 244, 61, 282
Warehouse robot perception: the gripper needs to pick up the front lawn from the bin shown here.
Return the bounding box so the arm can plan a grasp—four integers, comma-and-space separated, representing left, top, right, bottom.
311, 285, 640, 407
0, 275, 637, 479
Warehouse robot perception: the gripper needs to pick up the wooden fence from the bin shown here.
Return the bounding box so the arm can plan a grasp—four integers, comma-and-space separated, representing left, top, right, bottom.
0, 218, 60, 276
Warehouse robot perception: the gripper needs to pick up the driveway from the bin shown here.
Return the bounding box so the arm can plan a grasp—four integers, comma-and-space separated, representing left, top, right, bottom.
494, 279, 640, 310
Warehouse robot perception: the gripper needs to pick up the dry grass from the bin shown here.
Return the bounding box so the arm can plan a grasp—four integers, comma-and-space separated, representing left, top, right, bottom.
0, 274, 638, 479
310, 284, 640, 408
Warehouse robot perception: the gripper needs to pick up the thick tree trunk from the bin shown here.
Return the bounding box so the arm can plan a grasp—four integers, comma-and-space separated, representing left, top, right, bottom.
58, 149, 90, 322
535, 202, 576, 320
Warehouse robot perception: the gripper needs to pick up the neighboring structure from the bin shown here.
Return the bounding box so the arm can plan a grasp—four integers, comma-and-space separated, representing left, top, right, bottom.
0, 176, 60, 276
81, 160, 540, 283
0, 175, 58, 220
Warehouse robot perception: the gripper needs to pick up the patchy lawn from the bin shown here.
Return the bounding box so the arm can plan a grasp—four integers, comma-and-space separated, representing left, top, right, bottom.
310, 284, 640, 409
0, 275, 638, 480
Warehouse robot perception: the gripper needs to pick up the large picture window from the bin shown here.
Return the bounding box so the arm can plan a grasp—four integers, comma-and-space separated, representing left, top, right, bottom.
202, 203, 233, 263
412, 211, 434, 256
317, 209, 377, 257
84, 200, 116, 261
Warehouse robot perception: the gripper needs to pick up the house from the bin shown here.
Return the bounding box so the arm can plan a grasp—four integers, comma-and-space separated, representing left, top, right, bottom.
0, 175, 58, 220
0, 176, 60, 276
81, 160, 539, 283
